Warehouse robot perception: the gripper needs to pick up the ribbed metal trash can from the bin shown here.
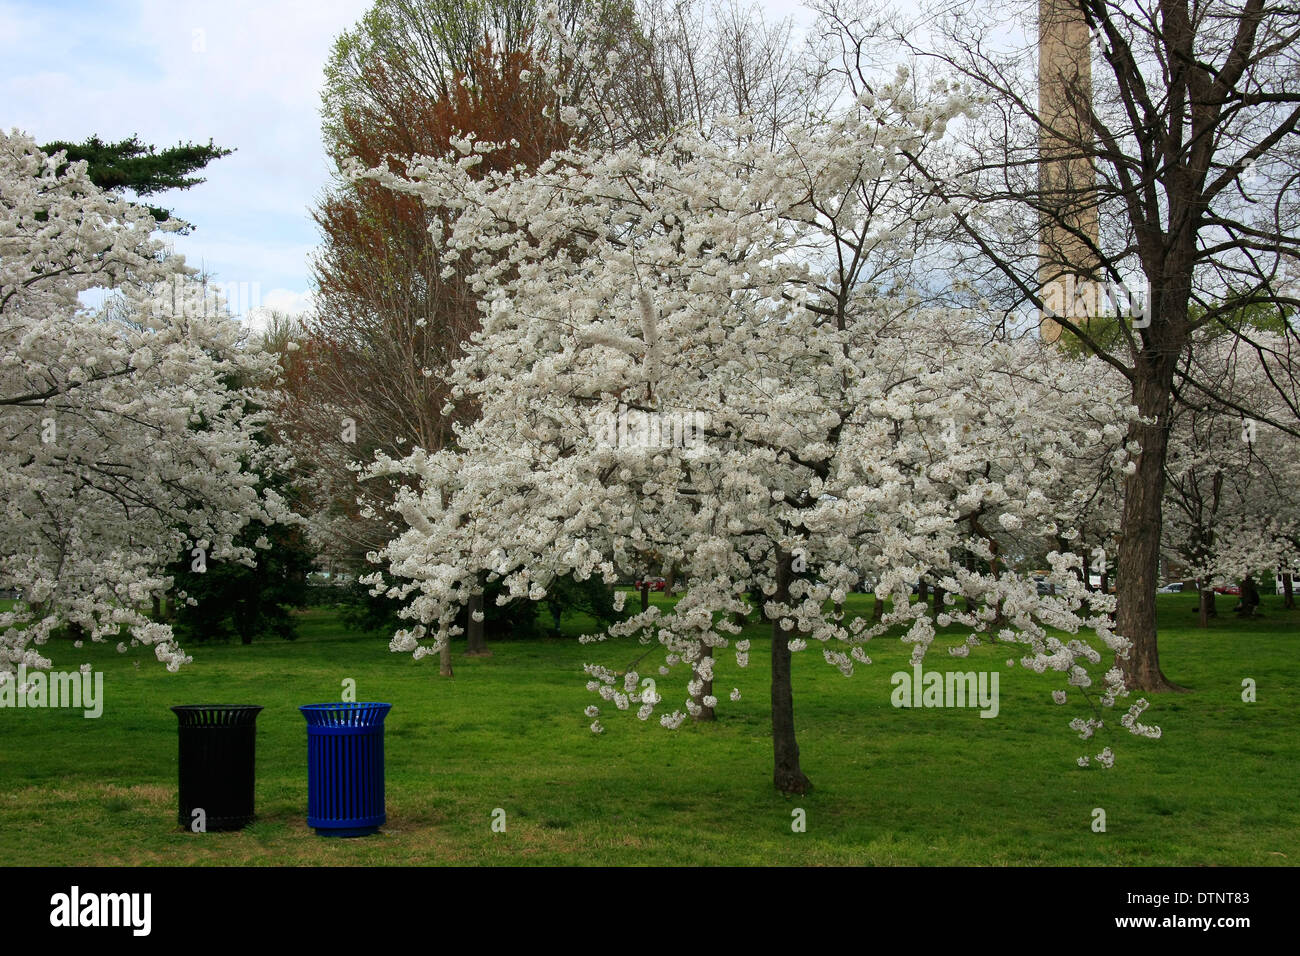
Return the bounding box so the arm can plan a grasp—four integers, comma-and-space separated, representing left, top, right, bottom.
300, 702, 392, 837
171, 705, 263, 831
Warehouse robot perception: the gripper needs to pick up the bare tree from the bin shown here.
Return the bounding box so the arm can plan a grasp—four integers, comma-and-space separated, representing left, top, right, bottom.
633, 0, 831, 143
856, 0, 1300, 690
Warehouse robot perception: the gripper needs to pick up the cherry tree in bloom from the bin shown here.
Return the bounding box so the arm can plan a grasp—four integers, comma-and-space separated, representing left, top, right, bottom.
0, 130, 296, 681
359, 13, 1162, 791
1163, 328, 1300, 611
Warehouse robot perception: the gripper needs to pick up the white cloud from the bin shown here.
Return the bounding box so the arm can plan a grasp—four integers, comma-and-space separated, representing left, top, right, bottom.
2, 0, 836, 310
260, 288, 315, 315
0, 3, 39, 51
3, 0, 368, 301
242, 289, 314, 335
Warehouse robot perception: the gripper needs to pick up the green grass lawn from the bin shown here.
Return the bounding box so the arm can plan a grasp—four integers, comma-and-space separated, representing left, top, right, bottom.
0, 592, 1295, 865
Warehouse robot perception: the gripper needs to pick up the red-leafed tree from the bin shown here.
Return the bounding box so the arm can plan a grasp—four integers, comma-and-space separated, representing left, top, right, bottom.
281, 0, 822, 671
282, 4, 587, 671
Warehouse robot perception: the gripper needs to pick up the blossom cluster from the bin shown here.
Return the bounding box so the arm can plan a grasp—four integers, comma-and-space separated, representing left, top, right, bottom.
357, 10, 1159, 767
0, 131, 296, 678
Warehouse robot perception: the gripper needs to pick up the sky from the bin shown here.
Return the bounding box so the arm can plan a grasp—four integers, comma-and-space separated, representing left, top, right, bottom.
1, 0, 820, 325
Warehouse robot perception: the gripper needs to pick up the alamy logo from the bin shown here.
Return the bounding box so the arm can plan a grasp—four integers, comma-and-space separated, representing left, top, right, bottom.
1041, 275, 1151, 326
890, 662, 1000, 718
150, 275, 261, 317
49, 886, 151, 936
0, 664, 104, 718
593, 404, 708, 450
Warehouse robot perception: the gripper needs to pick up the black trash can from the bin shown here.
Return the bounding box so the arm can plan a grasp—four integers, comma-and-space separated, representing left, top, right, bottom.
171, 705, 263, 832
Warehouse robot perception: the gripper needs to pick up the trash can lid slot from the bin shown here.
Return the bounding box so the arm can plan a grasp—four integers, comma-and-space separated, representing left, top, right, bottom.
171, 705, 265, 710
298, 702, 393, 727
170, 704, 264, 727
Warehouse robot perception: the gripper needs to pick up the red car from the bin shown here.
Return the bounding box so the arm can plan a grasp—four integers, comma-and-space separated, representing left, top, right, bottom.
1213, 584, 1242, 595
634, 577, 667, 591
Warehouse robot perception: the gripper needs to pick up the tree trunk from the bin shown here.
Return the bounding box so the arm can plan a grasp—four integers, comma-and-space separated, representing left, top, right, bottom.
465, 591, 490, 656
640, 582, 650, 612
873, 592, 885, 622
917, 577, 929, 603
1283, 572, 1294, 610
932, 583, 945, 616
973, 520, 1007, 624
663, 561, 678, 596
965, 552, 978, 613
1237, 576, 1260, 617
770, 551, 812, 794
1197, 579, 1215, 629
439, 641, 454, 677
692, 643, 715, 722
1114, 352, 1183, 691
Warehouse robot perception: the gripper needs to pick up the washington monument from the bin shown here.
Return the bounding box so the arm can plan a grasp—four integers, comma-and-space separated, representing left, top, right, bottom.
1038, 0, 1099, 342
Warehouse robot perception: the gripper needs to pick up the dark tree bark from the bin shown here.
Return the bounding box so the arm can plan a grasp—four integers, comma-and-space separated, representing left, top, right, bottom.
1283, 572, 1294, 610
1236, 576, 1260, 617
1115, 352, 1184, 691
1183, 474, 1223, 629
965, 551, 979, 613
1197, 579, 1217, 628
692, 643, 715, 722
769, 551, 812, 795
663, 561, 678, 597
465, 590, 490, 656
972, 519, 1009, 626
640, 582, 650, 612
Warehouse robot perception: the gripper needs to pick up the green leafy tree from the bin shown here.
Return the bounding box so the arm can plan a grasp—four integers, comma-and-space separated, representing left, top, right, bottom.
39, 134, 233, 229
169, 521, 312, 645
166, 320, 312, 645
339, 572, 623, 640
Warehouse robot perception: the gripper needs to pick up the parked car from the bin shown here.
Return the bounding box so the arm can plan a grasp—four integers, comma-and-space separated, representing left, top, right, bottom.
1156, 582, 1185, 593
1213, 584, 1242, 595
634, 576, 667, 591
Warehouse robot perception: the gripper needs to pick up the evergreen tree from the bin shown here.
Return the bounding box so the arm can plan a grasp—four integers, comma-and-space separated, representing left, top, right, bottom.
40, 134, 233, 229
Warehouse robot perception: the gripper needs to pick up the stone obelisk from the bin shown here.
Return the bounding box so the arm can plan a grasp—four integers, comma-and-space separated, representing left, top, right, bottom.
1038, 0, 1099, 342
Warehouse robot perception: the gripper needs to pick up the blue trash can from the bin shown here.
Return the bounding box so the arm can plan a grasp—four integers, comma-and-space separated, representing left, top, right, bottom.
299, 702, 392, 837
